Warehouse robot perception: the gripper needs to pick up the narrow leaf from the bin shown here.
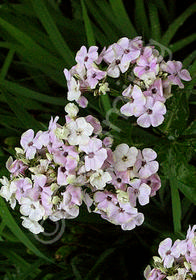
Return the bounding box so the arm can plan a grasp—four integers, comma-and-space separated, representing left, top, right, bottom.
169, 33, 196, 53
30, 0, 74, 66
0, 197, 53, 263
134, 0, 149, 38
148, 2, 161, 40
81, 0, 96, 45
161, 3, 196, 45
0, 49, 15, 82
109, 0, 137, 37
2, 80, 65, 106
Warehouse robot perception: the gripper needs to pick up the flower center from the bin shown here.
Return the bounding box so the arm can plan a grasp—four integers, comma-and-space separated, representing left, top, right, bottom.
88, 152, 95, 159
107, 196, 112, 201
124, 49, 130, 54
122, 155, 128, 162
84, 56, 88, 62
151, 88, 157, 94
147, 109, 153, 115
145, 66, 150, 71
117, 178, 122, 183
28, 141, 33, 147
134, 189, 139, 195
63, 152, 68, 157
76, 129, 82, 136
116, 59, 121, 65
92, 73, 96, 78
61, 167, 66, 173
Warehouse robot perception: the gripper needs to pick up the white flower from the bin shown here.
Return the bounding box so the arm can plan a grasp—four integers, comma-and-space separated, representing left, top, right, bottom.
0, 177, 17, 209
20, 197, 45, 221
21, 217, 44, 234
65, 102, 79, 118
98, 82, 110, 95
90, 170, 112, 190
67, 117, 94, 145
113, 144, 138, 171
67, 77, 81, 102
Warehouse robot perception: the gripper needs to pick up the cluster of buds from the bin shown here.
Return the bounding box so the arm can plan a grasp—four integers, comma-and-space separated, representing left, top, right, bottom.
0, 104, 161, 234
144, 225, 196, 279
64, 36, 191, 128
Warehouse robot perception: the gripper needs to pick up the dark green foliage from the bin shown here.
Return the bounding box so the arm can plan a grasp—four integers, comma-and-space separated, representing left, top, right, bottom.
0, 0, 195, 279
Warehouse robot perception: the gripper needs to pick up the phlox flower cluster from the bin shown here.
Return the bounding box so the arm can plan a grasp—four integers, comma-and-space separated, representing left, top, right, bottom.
63, 37, 191, 128
144, 225, 196, 279
0, 104, 161, 234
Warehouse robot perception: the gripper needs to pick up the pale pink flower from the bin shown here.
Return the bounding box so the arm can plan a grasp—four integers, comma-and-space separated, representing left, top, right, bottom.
161, 60, 191, 88
120, 84, 146, 117
75, 46, 98, 67
137, 96, 166, 128
158, 238, 175, 268
87, 67, 106, 89
80, 138, 107, 171
134, 47, 159, 80
143, 79, 166, 103
113, 144, 138, 171
20, 129, 40, 159
67, 117, 94, 145
90, 169, 112, 190
128, 179, 151, 206
136, 148, 159, 179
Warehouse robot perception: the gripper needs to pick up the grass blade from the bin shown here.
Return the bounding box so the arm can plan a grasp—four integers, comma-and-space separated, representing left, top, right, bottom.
0, 49, 15, 82
84, 248, 115, 280
169, 33, 196, 53
0, 16, 62, 69
151, 0, 169, 21
84, 1, 119, 42
109, 0, 137, 37
170, 177, 182, 233
134, 0, 149, 38
183, 50, 196, 68
1, 89, 43, 131
0, 197, 53, 263
148, 2, 161, 40
80, 0, 111, 114
161, 3, 196, 45
2, 80, 65, 106
81, 0, 96, 46
30, 0, 74, 66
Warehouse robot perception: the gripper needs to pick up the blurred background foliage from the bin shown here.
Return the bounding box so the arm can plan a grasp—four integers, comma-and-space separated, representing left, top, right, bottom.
0, 0, 195, 279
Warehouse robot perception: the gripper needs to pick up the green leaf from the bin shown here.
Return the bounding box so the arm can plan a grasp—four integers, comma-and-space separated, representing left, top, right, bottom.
81, 0, 96, 46
151, 0, 169, 22
84, 248, 115, 280
0, 16, 63, 69
30, 0, 74, 66
0, 49, 15, 82
84, 1, 119, 42
177, 164, 196, 205
1, 89, 43, 131
161, 3, 196, 45
170, 176, 182, 233
183, 50, 196, 68
148, 2, 161, 40
0, 198, 53, 263
183, 120, 196, 135
109, 0, 137, 37
163, 147, 182, 232
159, 89, 189, 138
169, 33, 196, 53
2, 80, 65, 106
134, 0, 149, 38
